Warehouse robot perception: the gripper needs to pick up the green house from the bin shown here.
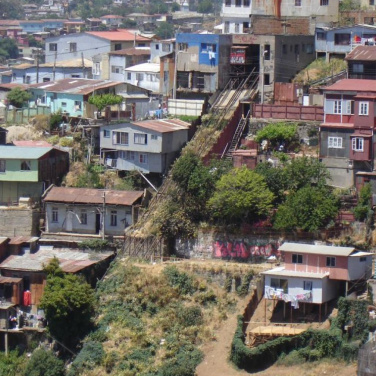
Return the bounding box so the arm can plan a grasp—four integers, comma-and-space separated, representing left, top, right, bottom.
0, 146, 69, 204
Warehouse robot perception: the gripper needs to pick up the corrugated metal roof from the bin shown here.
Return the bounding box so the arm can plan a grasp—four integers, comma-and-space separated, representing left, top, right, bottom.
125, 63, 160, 73
0, 248, 113, 273
28, 78, 121, 95
44, 186, 144, 205
262, 266, 329, 279
13, 140, 52, 147
87, 29, 150, 42
324, 79, 376, 93
0, 146, 52, 159
100, 14, 124, 18
345, 46, 376, 61
9, 236, 38, 245
279, 242, 356, 257
132, 118, 190, 133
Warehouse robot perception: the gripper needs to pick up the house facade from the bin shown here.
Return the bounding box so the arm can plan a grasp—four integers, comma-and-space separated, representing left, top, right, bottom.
43, 186, 144, 236
0, 146, 69, 204
320, 79, 376, 190
345, 46, 376, 80
124, 63, 161, 94
100, 119, 190, 174
263, 243, 372, 309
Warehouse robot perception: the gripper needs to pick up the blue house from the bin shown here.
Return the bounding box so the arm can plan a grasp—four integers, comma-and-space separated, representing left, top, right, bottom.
20, 19, 67, 34
175, 33, 232, 96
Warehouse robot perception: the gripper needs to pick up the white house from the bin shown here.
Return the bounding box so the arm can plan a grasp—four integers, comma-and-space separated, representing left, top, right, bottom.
100, 118, 190, 174
124, 63, 161, 94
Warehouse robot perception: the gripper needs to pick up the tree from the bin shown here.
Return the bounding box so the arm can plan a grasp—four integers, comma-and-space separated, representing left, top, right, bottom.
7, 87, 31, 108
198, 0, 214, 13
24, 349, 65, 376
0, 38, 19, 59
40, 259, 96, 347
155, 22, 174, 39
207, 167, 274, 223
274, 186, 339, 232
255, 122, 297, 150
0, 0, 24, 19
88, 93, 123, 113
171, 2, 180, 11
354, 183, 372, 221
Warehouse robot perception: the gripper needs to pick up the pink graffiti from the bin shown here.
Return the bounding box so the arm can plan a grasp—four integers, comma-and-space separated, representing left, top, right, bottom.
213, 241, 279, 259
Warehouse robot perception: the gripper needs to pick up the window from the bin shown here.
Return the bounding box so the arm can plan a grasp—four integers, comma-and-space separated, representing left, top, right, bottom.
93, 62, 100, 75
334, 33, 351, 46
126, 151, 135, 160
151, 134, 157, 140
134, 133, 147, 144
326, 257, 336, 267
49, 43, 57, 51
69, 42, 77, 52
113, 131, 129, 145
292, 254, 303, 264
352, 137, 364, 151
74, 101, 82, 111
320, 0, 328, 5
111, 66, 122, 74
317, 32, 326, 40
328, 137, 343, 148
80, 209, 87, 225
235, 23, 239, 33
353, 63, 364, 73
295, 0, 301, 5
264, 44, 270, 60
201, 43, 217, 53
370, 0, 375, 5
334, 100, 342, 114
104, 129, 110, 138
264, 73, 270, 85
139, 153, 148, 164
0, 160, 5, 173
304, 281, 312, 290
25, 76, 31, 84
282, 44, 287, 54
127, 72, 131, 80
359, 102, 369, 115
235, 0, 241, 6
110, 210, 117, 226
244, 0, 250, 5
20, 160, 31, 171
43, 77, 50, 82
71, 75, 80, 78
178, 42, 188, 51
270, 278, 288, 293
360, 256, 367, 262
294, 44, 300, 54
225, 0, 231, 5
224, 21, 230, 33
114, 43, 122, 51
52, 207, 58, 223
346, 100, 354, 114
136, 73, 144, 81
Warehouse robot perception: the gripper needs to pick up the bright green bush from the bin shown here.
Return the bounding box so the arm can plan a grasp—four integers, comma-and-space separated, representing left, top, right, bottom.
24, 349, 65, 376
68, 341, 104, 376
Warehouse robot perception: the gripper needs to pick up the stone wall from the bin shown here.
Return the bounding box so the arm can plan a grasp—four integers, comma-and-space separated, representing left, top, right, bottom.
0, 208, 40, 237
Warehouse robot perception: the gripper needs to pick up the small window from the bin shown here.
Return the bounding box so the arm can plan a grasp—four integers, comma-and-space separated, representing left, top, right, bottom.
43, 77, 50, 82
334, 33, 351, 46
178, 43, 188, 51
20, 160, 31, 171
359, 102, 369, 115
134, 133, 147, 144
61, 102, 67, 107
136, 73, 144, 81
328, 137, 343, 149
155, 44, 159, 50
110, 210, 117, 226
360, 256, 367, 262
346, 100, 354, 114
126, 151, 135, 160
49, 43, 57, 51
295, 0, 301, 6
353, 63, 364, 73
111, 66, 122, 74
292, 254, 303, 264
225, 0, 231, 5
370, 0, 375, 5
69, 42, 77, 52
151, 134, 158, 140
334, 100, 342, 114
235, 0, 241, 6
52, 207, 58, 222
326, 256, 336, 267
114, 43, 122, 51
320, 0, 329, 5
0, 160, 5, 172
294, 44, 300, 54
243, 0, 250, 5
264, 44, 270, 60
303, 281, 312, 291
104, 129, 110, 138
80, 209, 87, 225
127, 72, 131, 80
235, 23, 239, 33
282, 44, 287, 54
74, 100, 82, 111
139, 153, 148, 164
224, 21, 230, 33
317, 32, 326, 41
352, 137, 364, 152
113, 131, 129, 145
264, 74, 270, 85
306, 44, 314, 54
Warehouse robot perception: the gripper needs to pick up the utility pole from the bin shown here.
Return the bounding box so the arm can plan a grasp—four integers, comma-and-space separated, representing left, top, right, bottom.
102, 191, 106, 240
81, 52, 85, 78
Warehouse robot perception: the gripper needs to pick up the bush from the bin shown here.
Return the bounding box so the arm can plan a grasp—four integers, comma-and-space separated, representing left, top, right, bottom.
68, 341, 104, 376
177, 306, 203, 327
24, 349, 65, 376
163, 266, 196, 295
78, 239, 110, 251
237, 271, 254, 297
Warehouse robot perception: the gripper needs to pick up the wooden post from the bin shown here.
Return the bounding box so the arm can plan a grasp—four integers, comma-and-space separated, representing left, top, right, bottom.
283, 301, 286, 319
325, 302, 328, 317
345, 281, 348, 297
5, 308, 9, 356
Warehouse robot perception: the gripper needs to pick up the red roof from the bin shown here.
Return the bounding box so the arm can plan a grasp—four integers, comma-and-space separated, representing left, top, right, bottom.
87, 29, 150, 42
324, 79, 376, 93
100, 15, 124, 19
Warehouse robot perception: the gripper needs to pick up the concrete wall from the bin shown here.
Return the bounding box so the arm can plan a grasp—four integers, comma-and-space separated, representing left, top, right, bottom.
167, 99, 204, 116
0, 208, 39, 237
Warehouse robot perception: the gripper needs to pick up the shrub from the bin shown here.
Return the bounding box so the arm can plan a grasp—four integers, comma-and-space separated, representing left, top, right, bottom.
163, 266, 196, 295
78, 239, 110, 251
177, 306, 203, 327
24, 349, 65, 376
237, 271, 254, 297
68, 341, 104, 376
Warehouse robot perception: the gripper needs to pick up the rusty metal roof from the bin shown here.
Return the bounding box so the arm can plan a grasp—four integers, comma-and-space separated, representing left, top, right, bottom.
43, 186, 144, 205
9, 236, 38, 245
132, 118, 190, 133
345, 46, 376, 61
0, 248, 114, 273
324, 79, 376, 92
28, 78, 122, 95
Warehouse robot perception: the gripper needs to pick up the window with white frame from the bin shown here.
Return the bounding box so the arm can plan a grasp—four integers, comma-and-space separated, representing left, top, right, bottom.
127, 72, 131, 80
110, 210, 117, 226
359, 102, 369, 115
151, 134, 157, 140
139, 153, 148, 164
225, 0, 231, 5
328, 137, 343, 148
52, 207, 58, 222
69, 42, 77, 52
103, 129, 110, 138
320, 0, 329, 5
334, 100, 342, 114
80, 209, 87, 225
61, 102, 67, 107
326, 256, 336, 267
134, 133, 147, 144
0, 160, 5, 173
111, 66, 122, 74
235, 23, 239, 33
113, 131, 129, 145
346, 100, 354, 114
126, 151, 135, 160
352, 137, 364, 151
93, 62, 100, 75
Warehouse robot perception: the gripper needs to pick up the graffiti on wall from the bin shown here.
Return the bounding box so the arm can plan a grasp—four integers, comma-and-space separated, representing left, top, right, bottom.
212, 240, 280, 259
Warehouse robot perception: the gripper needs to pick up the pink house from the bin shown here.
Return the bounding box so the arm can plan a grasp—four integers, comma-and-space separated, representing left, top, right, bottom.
262, 242, 372, 319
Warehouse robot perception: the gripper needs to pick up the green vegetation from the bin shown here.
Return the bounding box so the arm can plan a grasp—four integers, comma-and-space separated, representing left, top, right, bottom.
24, 349, 65, 376
354, 183, 372, 221
198, 0, 214, 13
49, 111, 63, 131
88, 93, 123, 113
40, 259, 96, 347
7, 87, 31, 108
155, 22, 175, 39
78, 239, 111, 251
255, 122, 297, 151
0, 350, 26, 375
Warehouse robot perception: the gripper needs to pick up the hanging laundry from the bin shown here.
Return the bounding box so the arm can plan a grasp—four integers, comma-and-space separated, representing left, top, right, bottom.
23, 290, 31, 306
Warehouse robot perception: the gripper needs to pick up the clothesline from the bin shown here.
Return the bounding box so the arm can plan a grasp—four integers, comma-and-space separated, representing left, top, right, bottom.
265, 287, 312, 309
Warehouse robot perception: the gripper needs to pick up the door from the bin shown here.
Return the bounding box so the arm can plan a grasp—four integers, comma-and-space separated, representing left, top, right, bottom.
95, 213, 101, 234
65, 211, 73, 232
